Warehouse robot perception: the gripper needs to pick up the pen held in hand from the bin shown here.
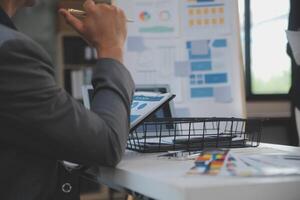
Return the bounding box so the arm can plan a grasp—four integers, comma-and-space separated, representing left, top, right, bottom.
67, 9, 134, 22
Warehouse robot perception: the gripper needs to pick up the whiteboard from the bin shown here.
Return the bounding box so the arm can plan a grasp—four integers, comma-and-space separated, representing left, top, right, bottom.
116, 0, 246, 118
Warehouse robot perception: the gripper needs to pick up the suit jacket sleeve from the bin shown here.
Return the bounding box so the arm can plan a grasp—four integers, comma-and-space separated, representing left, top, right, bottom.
0, 37, 135, 167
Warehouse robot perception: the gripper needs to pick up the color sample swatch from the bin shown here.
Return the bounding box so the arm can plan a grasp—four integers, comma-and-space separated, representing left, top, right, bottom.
188, 149, 229, 175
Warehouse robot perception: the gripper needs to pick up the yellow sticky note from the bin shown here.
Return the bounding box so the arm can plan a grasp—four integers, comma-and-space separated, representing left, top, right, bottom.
204, 19, 210, 25
197, 19, 202, 25
219, 18, 224, 24
219, 7, 224, 13
212, 18, 217, 25
196, 9, 202, 15
189, 19, 194, 27
189, 9, 194, 16
211, 8, 216, 14
204, 8, 209, 14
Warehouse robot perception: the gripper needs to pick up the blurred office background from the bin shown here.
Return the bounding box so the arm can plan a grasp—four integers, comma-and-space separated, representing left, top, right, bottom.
11, 0, 294, 199
12, 0, 293, 146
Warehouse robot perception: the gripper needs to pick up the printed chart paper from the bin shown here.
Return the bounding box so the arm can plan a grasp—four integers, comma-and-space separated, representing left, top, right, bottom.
116, 0, 245, 118
188, 150, 300, 177
175, 38, 233, 102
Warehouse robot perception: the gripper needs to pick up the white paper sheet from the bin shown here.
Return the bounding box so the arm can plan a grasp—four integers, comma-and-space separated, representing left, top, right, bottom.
116, 0, 245, 118
221, 152, 300, 177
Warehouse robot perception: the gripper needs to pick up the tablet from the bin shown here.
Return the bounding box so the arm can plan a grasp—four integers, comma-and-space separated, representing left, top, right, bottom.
82, 85, 175, 131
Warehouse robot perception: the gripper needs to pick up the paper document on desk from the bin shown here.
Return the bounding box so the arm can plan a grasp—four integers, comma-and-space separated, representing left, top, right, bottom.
286, 30, 300, 65
188, 150, 300, 177
223, 153, 300, 177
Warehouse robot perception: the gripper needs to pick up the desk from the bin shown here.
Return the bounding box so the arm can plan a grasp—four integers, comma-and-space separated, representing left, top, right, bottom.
91, 143, 300, 200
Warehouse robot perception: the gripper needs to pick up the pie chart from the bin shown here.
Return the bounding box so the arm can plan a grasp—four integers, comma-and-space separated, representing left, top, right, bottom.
139, 11, 151, 22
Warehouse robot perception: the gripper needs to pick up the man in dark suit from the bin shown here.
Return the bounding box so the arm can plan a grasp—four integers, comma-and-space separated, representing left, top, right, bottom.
0, 0, 134, 199
288, 0, 300, 146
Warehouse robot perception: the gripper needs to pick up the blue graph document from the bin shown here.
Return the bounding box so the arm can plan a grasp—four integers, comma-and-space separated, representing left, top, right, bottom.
130, 92, 175, 130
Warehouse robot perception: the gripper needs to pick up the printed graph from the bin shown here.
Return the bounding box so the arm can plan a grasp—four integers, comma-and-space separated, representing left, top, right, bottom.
139, 11, 151, 22
175, 38, 232, 102
132, 0, 180, 37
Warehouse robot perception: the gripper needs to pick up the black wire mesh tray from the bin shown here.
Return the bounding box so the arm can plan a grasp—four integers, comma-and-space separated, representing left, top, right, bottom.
127, 117, 262, 153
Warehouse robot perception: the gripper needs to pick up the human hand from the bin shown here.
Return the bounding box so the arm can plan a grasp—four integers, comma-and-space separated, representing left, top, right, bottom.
59, 0, 127, 63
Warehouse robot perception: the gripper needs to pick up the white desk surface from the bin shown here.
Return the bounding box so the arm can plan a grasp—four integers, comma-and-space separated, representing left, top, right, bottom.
96, 143, 300, 200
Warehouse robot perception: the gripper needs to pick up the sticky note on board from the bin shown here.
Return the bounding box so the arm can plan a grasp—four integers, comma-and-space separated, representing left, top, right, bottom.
190, 40, 210, 55
191, 61, 212, 71
214, 86, 232, 103
204, 73, 228, 84
212, 39, 227, 48
127, 36, 147, 52
191, 87, 214, 98
174, 61, 190, 77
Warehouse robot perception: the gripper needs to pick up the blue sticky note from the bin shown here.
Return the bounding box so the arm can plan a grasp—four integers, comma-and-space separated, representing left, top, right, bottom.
186, 41, 192, 49
205, 73, 228, 84
191, 61, 212, 71
191, 87, 213, 98
212, 39, 227, 48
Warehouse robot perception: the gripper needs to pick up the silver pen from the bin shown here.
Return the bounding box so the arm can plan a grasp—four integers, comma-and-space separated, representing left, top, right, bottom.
67, 9, 134, 22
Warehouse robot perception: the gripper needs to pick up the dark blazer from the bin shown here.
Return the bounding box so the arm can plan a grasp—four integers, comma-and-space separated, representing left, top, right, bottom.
288, 0, 300, 109
0, 12, 134, 200
288, 0, 300, 146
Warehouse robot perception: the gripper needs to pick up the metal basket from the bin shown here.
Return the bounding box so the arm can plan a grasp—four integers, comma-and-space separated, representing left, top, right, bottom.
127, 117, 262, 153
